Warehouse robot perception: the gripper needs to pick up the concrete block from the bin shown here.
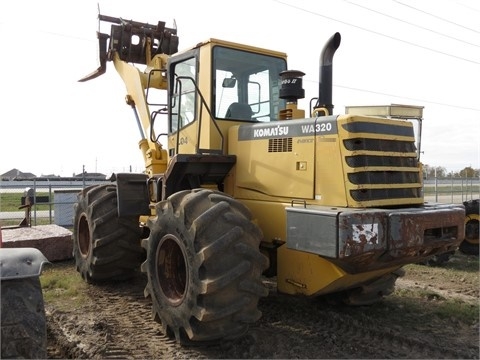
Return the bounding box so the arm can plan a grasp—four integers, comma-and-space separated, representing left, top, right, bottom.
1, 225, 73, 262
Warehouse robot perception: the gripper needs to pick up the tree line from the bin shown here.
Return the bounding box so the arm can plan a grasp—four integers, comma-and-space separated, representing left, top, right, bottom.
423, 165, 479, 179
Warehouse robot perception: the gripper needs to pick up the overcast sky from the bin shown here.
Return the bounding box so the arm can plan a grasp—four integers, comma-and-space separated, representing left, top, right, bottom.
0, 0, 478, 177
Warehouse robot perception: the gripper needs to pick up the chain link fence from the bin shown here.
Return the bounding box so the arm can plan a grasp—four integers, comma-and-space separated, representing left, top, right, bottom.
0, 179, 108, 228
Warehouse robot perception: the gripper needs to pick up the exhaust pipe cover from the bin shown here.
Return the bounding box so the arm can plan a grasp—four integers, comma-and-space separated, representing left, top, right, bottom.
316, 32, 341, 116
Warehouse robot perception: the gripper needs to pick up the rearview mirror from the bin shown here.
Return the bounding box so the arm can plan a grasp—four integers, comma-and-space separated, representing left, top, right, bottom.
222, 77, 237, 88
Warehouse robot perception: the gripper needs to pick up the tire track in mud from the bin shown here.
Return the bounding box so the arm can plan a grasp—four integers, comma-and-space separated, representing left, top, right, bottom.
47, 273, 216, 359
257, 289, 477, 359
47, 273, 478, 359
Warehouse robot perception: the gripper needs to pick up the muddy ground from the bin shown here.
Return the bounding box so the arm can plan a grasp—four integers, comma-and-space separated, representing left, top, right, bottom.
45, 253, 479, 359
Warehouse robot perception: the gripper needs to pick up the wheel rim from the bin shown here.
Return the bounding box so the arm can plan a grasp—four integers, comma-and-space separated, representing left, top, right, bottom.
156, 235, 187, 306
465, 214, 479, 245
77, 214, 91, 257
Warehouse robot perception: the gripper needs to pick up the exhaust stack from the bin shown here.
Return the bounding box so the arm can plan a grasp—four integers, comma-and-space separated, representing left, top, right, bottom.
315, 32, 341, 116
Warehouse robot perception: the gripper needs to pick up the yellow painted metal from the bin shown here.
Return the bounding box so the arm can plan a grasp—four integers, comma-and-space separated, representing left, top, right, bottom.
228, 125, 314, 200
465, 213, 480, 245
112, 52, 168, 177
314, 131, 347, 206
239, 199, 401, 296
276, 246, 400, 296
337, 114, 423, 207
194, 38, 287, 59
279, 103, 305, 120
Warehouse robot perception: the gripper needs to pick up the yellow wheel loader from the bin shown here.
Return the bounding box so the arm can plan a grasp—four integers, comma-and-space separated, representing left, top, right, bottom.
75, 14, 465, 344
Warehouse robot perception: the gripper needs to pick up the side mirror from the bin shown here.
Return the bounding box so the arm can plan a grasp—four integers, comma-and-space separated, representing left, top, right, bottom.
222, 77, 237, 88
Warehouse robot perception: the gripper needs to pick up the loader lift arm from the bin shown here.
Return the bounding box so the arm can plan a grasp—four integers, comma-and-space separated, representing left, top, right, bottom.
79, 14, 179, 177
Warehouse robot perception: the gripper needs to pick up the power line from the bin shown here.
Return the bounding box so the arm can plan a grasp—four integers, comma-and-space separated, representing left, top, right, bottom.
344, 0, 480, 48
303, 78, 480, 111
453, 0, 480, 14
393, 0, 480, 34
272, 0, 480, 65
335, 83, 480, 111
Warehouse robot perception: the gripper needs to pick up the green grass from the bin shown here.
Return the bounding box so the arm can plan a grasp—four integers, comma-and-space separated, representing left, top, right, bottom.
40, 261, 88, 310
392, 288, 479, 324
0, 192, 54, 227
0, 192, 53, 212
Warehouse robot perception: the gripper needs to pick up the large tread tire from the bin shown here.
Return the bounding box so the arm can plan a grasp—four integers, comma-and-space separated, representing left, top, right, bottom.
1, 277, 47, 359
73, 184, 145, 283
142, 189, 269, 344
460, 199, 479, 255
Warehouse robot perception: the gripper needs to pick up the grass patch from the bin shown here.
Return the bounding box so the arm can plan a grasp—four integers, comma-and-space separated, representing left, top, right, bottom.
40, 261, 88, 310
443, 254, 480, 273
393, 288, 479, 324
0, 192, 53, 212
404, 252, 479, 280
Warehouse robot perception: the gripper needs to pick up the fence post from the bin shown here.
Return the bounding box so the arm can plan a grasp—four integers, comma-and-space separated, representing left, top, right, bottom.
450, 172, 454, 204
48, 181, 53, 223
33, 178, 37, 226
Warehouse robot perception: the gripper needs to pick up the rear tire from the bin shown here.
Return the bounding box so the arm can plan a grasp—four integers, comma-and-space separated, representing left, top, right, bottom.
73, 184, 145, 282
460, 200, 479, 255
142, 189, 269, 344
1, 277, 46, 359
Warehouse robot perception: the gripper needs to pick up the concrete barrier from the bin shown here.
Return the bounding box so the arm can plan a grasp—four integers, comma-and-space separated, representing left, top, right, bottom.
1, 225, 72, 262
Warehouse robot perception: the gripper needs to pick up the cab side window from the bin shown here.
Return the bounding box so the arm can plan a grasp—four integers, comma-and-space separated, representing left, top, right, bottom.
170, 57, 196, 133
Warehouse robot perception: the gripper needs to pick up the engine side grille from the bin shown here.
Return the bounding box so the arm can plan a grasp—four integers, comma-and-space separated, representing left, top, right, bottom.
348, 171, 420, 185
343, 138, 416, 153
341, 120, 422, 205
269, 138, 292, 152
351, 188, 422, 202
346, 155, 417, 168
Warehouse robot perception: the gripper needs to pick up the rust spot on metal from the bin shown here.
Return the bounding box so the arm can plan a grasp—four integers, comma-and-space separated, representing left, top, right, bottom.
335, 206, 465, 273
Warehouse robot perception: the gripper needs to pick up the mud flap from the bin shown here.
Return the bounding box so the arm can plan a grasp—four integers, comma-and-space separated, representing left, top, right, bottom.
115, 173, 150, 217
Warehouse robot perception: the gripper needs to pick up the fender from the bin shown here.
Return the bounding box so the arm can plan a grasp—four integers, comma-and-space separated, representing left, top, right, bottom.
0, 248, 49, 280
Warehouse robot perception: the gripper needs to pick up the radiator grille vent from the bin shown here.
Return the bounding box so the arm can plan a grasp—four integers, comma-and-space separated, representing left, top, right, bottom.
350, 188, 422, 202
269, 138, 292, 152
342, 121, 421, 204
346, 155, 417, 168
343, 138, 416, 153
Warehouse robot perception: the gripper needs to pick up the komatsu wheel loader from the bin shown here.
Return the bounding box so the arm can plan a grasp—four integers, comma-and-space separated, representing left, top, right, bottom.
75, 14, 465, 344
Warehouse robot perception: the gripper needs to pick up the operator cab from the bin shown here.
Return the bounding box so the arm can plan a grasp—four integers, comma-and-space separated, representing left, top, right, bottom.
167, 39, 288, 145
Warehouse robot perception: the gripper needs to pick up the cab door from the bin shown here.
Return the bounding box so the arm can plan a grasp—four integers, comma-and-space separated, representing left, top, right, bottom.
168, 53, 199, 157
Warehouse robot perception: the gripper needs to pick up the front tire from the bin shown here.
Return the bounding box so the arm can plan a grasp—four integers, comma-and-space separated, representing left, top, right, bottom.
142, 189, 269, 344
73, 184, 145, 282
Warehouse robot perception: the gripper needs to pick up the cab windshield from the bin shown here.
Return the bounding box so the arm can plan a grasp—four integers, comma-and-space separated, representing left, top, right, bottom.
213, 46, 287, 122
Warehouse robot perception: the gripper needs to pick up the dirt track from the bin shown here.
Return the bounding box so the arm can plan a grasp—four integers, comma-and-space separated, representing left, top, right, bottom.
46, 254, 479, 359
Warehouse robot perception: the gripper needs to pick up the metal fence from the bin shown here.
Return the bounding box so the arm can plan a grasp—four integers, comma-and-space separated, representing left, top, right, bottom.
1, 177, 479, 228
0, 179, 108, 227
423, 177, 479, 204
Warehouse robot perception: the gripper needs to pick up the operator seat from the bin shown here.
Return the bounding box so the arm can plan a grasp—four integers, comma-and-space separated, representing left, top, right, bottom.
225, 102, 253, 120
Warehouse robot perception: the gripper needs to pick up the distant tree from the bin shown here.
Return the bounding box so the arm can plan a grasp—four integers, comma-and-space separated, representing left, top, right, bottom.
459, 166, 479, 178
422, 164, 431, 179
423, 165, 447, 178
